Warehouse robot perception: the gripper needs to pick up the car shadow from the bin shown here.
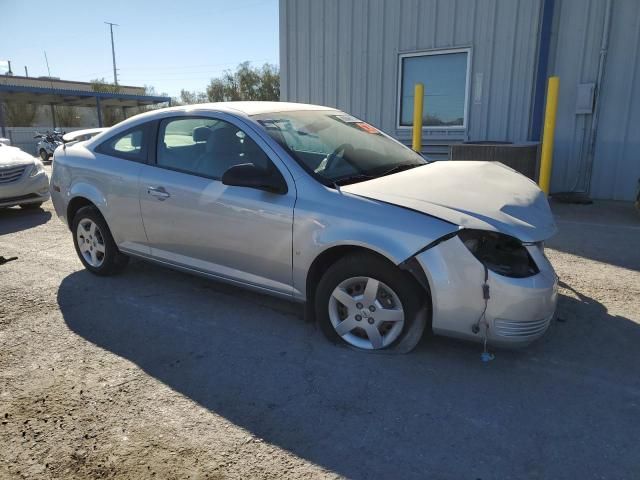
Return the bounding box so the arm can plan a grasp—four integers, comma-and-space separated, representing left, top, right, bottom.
0, 206, 51, 236
57, 263, 640, 479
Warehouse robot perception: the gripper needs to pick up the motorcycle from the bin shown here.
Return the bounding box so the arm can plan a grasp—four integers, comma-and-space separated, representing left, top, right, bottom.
34, 130, 64, 162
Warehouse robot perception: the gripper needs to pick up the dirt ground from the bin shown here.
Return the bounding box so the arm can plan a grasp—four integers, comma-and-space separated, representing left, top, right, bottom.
1, 171, 639, 479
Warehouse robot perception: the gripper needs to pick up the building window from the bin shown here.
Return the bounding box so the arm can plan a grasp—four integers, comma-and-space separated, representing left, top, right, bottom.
398, 48, 470, 129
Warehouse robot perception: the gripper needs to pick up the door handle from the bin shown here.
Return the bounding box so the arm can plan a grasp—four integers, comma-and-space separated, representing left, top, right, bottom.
147, 186, 170, 200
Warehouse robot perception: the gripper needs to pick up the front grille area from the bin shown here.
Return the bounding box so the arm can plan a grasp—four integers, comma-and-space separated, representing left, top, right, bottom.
494, 316, 551, 338
0, 165, 27, 184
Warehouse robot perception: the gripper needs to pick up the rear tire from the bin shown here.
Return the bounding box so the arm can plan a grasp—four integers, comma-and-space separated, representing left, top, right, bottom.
39, 149, 48, 162
71, 206, 129, 276
314, 252, 428, 353
20, 203, 43, 210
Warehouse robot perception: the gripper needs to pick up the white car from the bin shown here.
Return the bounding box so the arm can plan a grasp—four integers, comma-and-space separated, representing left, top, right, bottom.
0, 144, 50, 209
62, 128, 107, 144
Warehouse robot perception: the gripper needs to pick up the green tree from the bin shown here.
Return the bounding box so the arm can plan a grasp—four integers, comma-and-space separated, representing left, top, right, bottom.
257, 63, 280, 101
90, 78, 121, 94
178, 89, 208, 105
205, 62, 279, 102
90, 78, 121, 126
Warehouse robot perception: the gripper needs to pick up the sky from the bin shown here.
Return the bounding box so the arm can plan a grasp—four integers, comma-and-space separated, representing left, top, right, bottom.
1, 0, 279, 97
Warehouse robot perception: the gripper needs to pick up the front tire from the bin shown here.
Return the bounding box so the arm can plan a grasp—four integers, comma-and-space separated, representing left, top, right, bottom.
72, 206, 129, 275
315, 253, 428, 353
39, 149, 48, 162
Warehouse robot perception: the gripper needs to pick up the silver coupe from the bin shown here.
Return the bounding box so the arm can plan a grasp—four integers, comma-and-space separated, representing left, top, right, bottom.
50, 102, 558, 352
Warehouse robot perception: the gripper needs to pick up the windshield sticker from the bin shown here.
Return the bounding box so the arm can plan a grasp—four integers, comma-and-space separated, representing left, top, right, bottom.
334, 114, 361, 123
355, 122, 380, 134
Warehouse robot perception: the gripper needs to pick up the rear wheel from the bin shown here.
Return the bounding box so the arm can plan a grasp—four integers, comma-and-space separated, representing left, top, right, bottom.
39, 149, 48, 162
72, 206, 128, 275
315, 253, 428, 353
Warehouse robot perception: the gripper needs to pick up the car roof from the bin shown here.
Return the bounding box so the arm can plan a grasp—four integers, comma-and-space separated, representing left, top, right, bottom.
161, 101, 336, 116
83, 101, 340, 148
217, 101, 336, 115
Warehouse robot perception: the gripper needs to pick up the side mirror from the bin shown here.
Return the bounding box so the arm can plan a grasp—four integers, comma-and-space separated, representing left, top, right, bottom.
222, 163, 287, 195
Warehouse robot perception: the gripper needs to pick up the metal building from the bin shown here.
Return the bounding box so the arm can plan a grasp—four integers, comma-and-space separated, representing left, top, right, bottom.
279, 0, 640, 200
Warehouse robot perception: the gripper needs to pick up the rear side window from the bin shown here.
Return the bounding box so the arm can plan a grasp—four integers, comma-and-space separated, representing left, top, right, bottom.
95, 125, 148, 162
156, 116, 271, 179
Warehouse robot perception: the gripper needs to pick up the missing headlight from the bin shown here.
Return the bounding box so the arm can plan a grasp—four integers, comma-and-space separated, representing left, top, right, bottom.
458, 229, 539, 278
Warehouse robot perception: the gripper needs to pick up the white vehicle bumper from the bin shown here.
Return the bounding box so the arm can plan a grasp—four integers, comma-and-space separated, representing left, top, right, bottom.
0, 170, 50, 208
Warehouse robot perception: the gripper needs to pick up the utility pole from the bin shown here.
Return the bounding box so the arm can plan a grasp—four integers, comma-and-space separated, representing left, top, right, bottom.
43, 51, 51, 76
105, 22, 119, 85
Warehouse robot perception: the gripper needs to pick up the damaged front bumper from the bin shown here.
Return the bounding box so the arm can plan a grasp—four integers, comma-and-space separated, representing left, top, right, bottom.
413, 234, 558, 348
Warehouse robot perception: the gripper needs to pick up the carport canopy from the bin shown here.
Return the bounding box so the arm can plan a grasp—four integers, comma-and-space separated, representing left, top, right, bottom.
0, 81, 171, 127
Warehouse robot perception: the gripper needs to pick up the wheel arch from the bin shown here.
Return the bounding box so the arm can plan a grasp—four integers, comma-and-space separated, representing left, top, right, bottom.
305, 244, 431, 308
66, 191, 108, 229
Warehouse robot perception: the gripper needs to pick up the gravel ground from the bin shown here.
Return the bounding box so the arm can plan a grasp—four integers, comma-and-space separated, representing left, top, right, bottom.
1, 171, 639, 479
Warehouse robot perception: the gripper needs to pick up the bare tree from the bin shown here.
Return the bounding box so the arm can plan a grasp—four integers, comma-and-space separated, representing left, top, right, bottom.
129, 85, 171, 116
55, 106, 81, 127
101, 107, 123, 127
2, 102, 37, 127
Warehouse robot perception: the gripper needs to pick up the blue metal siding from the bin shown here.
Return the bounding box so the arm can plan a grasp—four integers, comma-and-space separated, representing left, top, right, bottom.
548, 0, 640, 200
589, 0, 640, 200
547, 0, 607, 195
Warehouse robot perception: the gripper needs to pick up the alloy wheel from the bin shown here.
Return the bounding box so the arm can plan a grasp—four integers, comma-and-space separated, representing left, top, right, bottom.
76, 218, 106, 268
328, 276, 405, 350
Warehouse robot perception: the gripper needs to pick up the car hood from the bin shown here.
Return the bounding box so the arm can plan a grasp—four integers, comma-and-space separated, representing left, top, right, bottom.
341, 161, 557, 243
0, 145, 36, 167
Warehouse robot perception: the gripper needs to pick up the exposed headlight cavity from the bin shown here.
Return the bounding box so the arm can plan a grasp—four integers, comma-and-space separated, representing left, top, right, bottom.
458, 229, 539, 278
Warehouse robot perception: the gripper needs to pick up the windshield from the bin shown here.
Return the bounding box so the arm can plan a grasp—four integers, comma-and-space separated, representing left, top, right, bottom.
252, 110, 426, 185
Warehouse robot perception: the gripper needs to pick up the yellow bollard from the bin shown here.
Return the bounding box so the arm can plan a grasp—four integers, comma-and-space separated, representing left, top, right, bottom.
539, 76, 560, 194
412, 83, 424, 152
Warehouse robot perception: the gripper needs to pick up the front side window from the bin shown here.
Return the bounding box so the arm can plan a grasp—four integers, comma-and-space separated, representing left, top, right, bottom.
399, 49, 469, 128
253, 110, 426, 185
157, 117, 271, 179
96, 126, 148, 161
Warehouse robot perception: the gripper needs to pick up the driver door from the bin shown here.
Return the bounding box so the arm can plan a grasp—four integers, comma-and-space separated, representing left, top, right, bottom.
138, 114, 296, 297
